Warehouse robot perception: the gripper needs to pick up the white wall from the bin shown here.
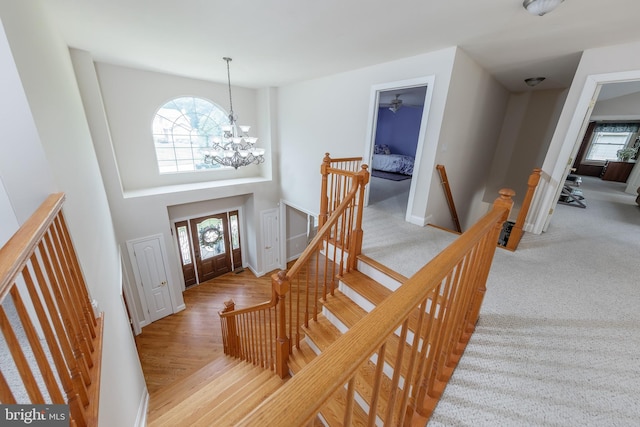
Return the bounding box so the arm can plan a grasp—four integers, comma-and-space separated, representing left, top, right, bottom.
277, 47, 458, 220
0, 2, 147, 426
591, 91, 640, 120
70, 54, 282, 330
95, 63, 266, 192
426, 48, 510, 230
533, 40, 640, 233
0, 15, 56, 222
484, 89, 567, 216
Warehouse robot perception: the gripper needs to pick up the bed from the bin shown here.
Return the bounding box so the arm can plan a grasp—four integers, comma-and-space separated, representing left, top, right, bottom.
372, 145, 414, 175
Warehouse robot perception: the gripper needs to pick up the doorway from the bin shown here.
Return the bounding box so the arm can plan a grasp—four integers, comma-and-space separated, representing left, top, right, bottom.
364, 76, 435, 225
368, 86, 426, 219
174, 210, 243, 287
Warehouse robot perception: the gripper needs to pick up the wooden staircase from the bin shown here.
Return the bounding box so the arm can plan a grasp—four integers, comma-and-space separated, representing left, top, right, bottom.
287, 257, 430, 427
147, 356, 285, 427
146, 256, 424, 426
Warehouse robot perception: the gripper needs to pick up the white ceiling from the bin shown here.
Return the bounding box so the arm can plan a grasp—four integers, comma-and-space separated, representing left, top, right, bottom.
40, 0, 640, 93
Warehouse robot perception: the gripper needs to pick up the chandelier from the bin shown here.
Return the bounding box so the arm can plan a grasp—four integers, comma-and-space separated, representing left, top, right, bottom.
203, 57, 265, 169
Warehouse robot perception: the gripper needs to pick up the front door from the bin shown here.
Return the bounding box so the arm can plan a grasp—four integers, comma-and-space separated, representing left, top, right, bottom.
190, 213, 232, 282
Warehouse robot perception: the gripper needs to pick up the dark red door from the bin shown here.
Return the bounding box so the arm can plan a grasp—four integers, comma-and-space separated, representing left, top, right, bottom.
189, 213, 232, 282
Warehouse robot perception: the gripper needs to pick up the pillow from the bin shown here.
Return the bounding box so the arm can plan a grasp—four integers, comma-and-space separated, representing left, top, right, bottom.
374, 144, 391, 155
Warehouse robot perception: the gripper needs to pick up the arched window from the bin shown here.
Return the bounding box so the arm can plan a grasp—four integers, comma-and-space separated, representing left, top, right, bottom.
152, 97, 228, 173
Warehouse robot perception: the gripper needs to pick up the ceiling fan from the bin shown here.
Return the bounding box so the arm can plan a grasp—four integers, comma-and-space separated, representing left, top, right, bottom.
388, 94, 403, 113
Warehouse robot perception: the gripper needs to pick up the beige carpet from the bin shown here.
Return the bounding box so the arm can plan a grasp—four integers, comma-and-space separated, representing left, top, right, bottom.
362, 175, 640, 426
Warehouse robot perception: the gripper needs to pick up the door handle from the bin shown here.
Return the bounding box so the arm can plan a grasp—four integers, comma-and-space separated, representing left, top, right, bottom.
265, 246, 271, 249
160, 281, 167, 286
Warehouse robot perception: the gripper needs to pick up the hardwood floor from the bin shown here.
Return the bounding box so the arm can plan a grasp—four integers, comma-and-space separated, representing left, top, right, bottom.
135, 268, 277, 395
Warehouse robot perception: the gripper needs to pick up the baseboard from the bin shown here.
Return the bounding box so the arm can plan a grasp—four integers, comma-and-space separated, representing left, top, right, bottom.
247, 264, 262, 277
408, 214, 431, 227
176, 303, 186, 312
135, 387, 149, 427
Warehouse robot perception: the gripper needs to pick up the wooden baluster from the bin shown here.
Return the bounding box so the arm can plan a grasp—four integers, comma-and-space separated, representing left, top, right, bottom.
343, 377, 356, 426
398, 300, 427, 426
10, 286, 65, 403
49, 223, 95, 357
0, 305, 44, 403
55, 214, 97, 336
42, 233, 92, 385
0, 370, 17, 404
367, 343, 386, 427
385, 319, 409, 425
505, 169, 540, 251
412, 288, 440, 417
273, 271, 290, 379
28, 249, 90, 408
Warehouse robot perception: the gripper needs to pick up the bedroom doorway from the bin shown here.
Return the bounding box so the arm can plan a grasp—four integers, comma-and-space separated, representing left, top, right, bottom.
366, 83, 428, 220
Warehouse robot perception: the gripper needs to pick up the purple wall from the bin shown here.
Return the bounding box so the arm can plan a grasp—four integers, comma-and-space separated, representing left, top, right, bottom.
374, 106, 423, 156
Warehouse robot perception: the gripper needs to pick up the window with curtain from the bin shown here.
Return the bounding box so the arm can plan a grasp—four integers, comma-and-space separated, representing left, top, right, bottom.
584, 123, 639, 162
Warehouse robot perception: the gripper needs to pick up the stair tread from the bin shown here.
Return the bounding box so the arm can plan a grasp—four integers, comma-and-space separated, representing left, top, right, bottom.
148, 356, 242, 417
339, 270, 392, 306
339, 272, 428, 342
194, 370, 285, 427
149, 362, 265, 426
322, 291, 416, 382
299, 315, 405, 425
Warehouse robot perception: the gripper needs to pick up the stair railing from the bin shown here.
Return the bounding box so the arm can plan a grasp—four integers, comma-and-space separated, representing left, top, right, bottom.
319, 153, 363, 228
0, 193, 104, 427
220, 159, 369, 378
238, 189, 514, 426
504, 168, 542, 251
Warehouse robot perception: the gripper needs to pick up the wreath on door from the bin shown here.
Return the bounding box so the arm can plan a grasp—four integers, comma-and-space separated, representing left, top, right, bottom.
199, 225, 223, 250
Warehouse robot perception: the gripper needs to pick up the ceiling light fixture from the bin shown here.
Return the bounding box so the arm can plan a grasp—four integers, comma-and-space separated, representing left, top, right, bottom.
203, 57, 265, 169
389, 95, 403, 113
523, 0, 564, 16
524, 77, 546, 87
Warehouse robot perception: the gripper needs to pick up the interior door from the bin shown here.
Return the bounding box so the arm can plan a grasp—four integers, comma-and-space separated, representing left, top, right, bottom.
175, 220, 196, 287
190, 213, 232, 282
132, 237, 173, 322
261, 209, 280, 273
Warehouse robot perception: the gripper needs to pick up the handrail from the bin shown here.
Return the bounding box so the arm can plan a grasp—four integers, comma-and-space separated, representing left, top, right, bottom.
238, 189, 514, 426
0, 193, 104, 427
436, 164, 462, 233
220, 157, 369, 377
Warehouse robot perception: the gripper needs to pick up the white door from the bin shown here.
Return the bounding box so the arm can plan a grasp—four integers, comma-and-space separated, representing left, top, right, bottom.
132, 237, 173, 322
261, 209, 280, 273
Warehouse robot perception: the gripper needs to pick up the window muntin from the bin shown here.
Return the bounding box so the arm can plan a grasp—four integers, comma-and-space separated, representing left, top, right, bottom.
585, 132, 632, 161
153, 97, 228, 174
584, 122, 639, 163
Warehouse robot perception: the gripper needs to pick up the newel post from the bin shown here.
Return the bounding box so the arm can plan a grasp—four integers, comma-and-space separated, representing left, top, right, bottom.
319, 153, 331, 229
506, 168, 542, 251
348, 166, 370, 271
272, 270, 290, 379
221, 299, 240, 356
